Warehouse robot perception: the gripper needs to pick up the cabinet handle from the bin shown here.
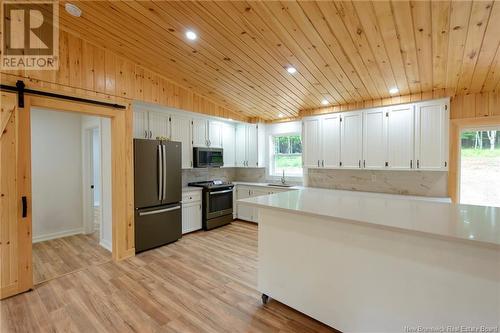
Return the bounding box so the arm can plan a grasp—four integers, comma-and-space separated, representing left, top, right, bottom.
317, 160, 320, 167
149, 130, 152, 139
410, 160, 413, 168
363, 160, 366, 168
322, 160, 324, 167
358, 160, 361, 168
22, 196, 27, 218
144, 130, 148, 138
417, 160, 420, 169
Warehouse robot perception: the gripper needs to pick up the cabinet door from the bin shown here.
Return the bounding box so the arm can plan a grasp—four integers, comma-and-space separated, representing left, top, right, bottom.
208, 121, 223, 148
170, 115, 192, 169
321, 114, 341, 168
236, 186, 253, 221
340, 111, 363, 168
222, 123, 236, 167
387, 105, 414, 169
148, 112, 170, 140
246, 124, 258, 167
133, 109, 149, 139
182, 202, 202, 234
303, 118, 321, 168
250, 188, 269, 223
363, 108, 387, 169
192, 119, 208, 147
415, 100, 449, 170
235, 124, 247, 167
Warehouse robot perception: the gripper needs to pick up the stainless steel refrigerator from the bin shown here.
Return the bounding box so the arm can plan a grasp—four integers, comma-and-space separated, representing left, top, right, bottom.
134, 139, 182, 253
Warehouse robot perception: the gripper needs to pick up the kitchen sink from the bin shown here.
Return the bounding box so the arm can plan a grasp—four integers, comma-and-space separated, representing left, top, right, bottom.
267, 183, 295, 188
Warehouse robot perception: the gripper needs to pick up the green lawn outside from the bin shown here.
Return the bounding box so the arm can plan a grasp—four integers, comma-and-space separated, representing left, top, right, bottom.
275, 155, 302, 168
461, 148, 500, 158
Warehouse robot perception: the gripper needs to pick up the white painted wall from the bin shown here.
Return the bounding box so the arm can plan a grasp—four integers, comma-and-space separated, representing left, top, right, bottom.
31, 108, 84, 242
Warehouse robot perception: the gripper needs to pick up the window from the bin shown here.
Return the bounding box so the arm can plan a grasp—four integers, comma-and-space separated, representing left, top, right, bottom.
270, 134, 303, 177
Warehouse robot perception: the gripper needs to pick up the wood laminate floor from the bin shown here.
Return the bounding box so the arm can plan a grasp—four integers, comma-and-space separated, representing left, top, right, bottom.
33, 230, 111, 285
1, 221, 338, 333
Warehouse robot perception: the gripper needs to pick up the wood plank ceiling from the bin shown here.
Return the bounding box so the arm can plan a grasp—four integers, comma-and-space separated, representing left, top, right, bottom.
58, 1, 500, 120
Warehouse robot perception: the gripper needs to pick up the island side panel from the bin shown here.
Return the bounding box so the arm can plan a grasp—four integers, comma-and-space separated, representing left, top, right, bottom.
257, 207, 500, 332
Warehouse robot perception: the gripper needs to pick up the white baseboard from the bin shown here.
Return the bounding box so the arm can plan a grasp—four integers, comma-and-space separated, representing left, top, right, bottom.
32, 227, 84, 243
99, 238, 112, 252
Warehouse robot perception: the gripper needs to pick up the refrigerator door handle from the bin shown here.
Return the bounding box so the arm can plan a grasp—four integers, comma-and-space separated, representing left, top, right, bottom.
162, 144, 167, 200
138, 205, 181, 216
158, 145, 162, 201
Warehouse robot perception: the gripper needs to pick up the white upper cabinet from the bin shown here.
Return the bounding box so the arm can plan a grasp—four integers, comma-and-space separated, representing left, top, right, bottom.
234, 123, 265, 168
222, 123, 236, 167
170, 114, 193, 169
340, 111, 363, 169
246, 124, 259, 167
303, 118, 321, 168
386, 104, 414, 169
363, 108, 387, 169
235, 124, 247, 167
148, 112, 170, 140
414, 99, 449, 170
321, 114, 341, 168
133, 109, 149, 139
192, 118, 208, 147
208, 121, 223, 148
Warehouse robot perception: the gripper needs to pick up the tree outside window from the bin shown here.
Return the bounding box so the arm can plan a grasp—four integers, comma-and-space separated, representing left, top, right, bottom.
271, 134, 303, 177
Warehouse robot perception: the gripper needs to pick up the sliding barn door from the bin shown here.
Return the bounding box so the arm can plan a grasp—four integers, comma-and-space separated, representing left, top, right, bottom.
0, 92, 32, 299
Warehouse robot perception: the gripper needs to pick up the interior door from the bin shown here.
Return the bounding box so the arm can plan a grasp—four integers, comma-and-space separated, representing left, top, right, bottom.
340, 111, 363, 168
321, 114, 341, 168
0, 92, 32, 299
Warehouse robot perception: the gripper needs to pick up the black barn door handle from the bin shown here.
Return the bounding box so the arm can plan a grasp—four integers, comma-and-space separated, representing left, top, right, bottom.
22, 196, 27, 218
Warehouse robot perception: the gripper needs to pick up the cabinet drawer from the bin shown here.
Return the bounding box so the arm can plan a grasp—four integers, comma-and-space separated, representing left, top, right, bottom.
182, 191, 202, 203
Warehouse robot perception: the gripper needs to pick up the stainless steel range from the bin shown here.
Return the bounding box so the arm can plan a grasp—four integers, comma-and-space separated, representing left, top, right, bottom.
188, 180, 234, 230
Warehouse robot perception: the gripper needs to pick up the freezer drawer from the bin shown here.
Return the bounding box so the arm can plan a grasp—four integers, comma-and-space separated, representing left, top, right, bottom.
135, 203, 182, 253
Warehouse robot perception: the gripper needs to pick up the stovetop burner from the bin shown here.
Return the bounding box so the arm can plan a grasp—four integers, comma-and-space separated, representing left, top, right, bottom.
188, 179, 233, 189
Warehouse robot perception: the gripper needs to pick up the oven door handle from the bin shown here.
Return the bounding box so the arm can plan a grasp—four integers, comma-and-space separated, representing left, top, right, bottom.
139, 205, 181, 216
209, 189, 233, 195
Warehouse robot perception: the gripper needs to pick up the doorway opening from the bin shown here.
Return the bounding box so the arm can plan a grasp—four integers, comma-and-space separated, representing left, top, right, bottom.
459, 127, 500, 207
31, 108, 112, 285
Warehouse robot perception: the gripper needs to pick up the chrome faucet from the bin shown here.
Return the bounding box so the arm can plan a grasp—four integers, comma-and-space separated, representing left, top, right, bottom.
281, 170, 286, 185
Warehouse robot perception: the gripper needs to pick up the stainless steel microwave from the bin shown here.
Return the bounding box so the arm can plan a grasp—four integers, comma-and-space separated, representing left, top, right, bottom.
193, 147, 223, 168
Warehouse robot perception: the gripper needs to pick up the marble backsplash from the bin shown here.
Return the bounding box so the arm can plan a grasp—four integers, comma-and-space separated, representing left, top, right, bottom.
305, 169, 448, 197
182, 168, 237, 186
234, 168, 267, 183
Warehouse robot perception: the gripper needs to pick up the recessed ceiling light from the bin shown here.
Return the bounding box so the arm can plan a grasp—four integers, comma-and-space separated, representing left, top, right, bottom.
185, 30, 197, 41
278, 113, 284, 118
321, 99, 329, 106
286, 66, 297, 74
65, 3, 82, 17
389, 87, 399, 94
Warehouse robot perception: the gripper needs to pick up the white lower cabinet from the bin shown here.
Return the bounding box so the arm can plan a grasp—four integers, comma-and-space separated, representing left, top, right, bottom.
235, 185, 296, 223
182, 191, 202, 234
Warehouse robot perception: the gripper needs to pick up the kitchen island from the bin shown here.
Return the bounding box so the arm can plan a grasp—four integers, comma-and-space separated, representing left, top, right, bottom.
239, 188, 500, 332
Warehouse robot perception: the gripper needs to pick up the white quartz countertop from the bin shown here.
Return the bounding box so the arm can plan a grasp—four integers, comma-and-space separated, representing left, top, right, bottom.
232, 181, 303, 190
239, 187, 500, 247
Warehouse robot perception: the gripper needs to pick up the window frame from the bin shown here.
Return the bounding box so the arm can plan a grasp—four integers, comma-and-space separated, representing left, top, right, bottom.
268, 132, 303, 179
